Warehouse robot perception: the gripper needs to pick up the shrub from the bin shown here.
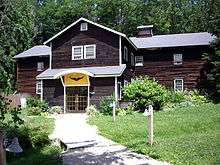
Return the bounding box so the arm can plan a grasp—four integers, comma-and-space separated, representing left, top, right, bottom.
48, 106, 63, 114
24, 97, 49, 115
86, 105, 100, 116
99, 95, 115, 115
26, 96, 49, 112
123, 76, 169, 110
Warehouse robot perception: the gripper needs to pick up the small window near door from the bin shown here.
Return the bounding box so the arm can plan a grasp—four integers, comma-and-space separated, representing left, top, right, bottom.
72, 46, 83, 60
36, 80, 42, 95
174, 54, 183, 65
124, 46, 128, 62
80, 23, 88, 31
84, 44, 96, 59
37, 62, 44, 71
131, 53, 135, 66
174, 79, 183, 91
135, 56, 143, 66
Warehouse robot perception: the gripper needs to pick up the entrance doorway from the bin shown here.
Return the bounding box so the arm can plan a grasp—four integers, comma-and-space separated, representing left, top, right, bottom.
66, 86, 88, 113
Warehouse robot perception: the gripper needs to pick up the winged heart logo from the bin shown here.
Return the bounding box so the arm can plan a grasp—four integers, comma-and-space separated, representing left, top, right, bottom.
69, 76, 84, 81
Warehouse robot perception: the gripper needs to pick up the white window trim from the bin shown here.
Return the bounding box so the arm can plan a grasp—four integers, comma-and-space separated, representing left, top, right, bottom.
36, 80, 43, 95
80, 22, 88, 31
174, 79, 184, 91
72, 46, 83, 60
124, 46, 128, 62
173, 53, 183, 65
135, 56, 143, 66
37, 62, 44, 71
84, 44, 96, 59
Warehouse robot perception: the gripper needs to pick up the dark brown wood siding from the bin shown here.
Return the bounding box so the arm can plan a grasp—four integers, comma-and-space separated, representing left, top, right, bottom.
90, 77, 115, 107
52, 21, 120, 68
134, 46, 210, 90
16, 57, 49, 95
43, 79, 64, 107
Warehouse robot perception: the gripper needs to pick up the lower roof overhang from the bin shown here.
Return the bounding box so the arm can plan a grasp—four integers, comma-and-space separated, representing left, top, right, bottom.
36, 65, 126, 80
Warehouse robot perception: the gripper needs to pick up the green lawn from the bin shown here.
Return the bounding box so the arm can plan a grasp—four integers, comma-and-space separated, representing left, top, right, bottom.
89, 103, 220, 165
7, 116, 62, 165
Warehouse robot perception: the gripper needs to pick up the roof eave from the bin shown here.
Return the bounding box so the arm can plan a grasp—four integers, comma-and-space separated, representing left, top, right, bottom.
43, 17, 127, 45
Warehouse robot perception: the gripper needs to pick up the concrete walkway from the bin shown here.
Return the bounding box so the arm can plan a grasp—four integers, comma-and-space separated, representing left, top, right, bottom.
49, 114, 170, 165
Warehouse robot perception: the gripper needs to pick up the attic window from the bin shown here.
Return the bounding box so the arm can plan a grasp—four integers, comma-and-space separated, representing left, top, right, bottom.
80, 23, 88, 31
37, 62, 44, 71
174, 54, 182, 65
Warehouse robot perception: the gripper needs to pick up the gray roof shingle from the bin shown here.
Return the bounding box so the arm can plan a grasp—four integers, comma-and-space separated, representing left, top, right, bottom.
14, 45, 50, 59
129, 32, 215, 49
36, 65, 126, 79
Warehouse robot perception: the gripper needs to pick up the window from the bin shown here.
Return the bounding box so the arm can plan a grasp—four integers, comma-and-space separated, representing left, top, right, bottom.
37, 62, 44, 71
124, 46, 128, 62
117, 82, 122, 100
36, 80, 42, 95
135, 56, 143, 66
84, 45, 96, 59
80, 22, 88, 31
174, 54, 183, 65
174, 79, 183, 91
131, 53, 135, 66
72, 46, 83, 60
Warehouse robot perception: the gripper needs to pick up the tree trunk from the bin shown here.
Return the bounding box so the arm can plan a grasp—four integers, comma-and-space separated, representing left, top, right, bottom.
0, 130, 6, 165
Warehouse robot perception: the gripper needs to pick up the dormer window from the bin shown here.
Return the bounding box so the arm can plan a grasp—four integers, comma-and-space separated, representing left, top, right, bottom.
174, 54, 182, 65
84, 44, 96, 59
72, 46, 83, 60
80, 23, 88, 31
37, 62, 44, 71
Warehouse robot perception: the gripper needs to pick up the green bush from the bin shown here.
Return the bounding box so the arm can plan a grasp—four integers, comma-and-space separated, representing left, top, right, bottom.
164, 90, 209, 111
48, 106, 63, 114
123, 76, 169, 110
99, 95, 115, 115
86, 105, 100, 116
25, 96, 49, 115
27, 96, 49, 112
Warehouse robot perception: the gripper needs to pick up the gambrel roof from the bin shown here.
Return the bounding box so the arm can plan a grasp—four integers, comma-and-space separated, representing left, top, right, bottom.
130, 32, 215, 49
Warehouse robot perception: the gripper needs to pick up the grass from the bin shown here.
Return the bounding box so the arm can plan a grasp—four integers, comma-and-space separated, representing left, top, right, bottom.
6, 116, 62, 165
89, 103, 220, 165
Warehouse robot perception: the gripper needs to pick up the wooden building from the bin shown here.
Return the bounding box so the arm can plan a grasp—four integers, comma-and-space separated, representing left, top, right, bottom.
14, 17, 215, 113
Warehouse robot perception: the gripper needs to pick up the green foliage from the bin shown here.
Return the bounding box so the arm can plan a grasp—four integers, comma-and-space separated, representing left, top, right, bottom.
7, 144, 62, 165
48, 106, 63, 114
123, 76, 169, 110
89, 103, 220, 165
25, 96, 49, 115
99, 95, 115, 115
86, 105, 100, 116
164, 90, 209, 111
203, 38, 220, 100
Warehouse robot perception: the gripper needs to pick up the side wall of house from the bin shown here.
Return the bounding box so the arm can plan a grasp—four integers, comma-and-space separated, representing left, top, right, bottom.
16, 57, 49, 95
90, 77, 115, 107
52, 20, 120, 68
43, 79, 64, 107
134, 46, 209, 90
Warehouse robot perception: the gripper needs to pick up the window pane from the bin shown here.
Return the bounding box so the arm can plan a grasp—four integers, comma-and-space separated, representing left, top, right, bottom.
135, 56, 143, 66
174, 54, 182, 64
85, 45, 95, 59
72, 46, 83, 60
